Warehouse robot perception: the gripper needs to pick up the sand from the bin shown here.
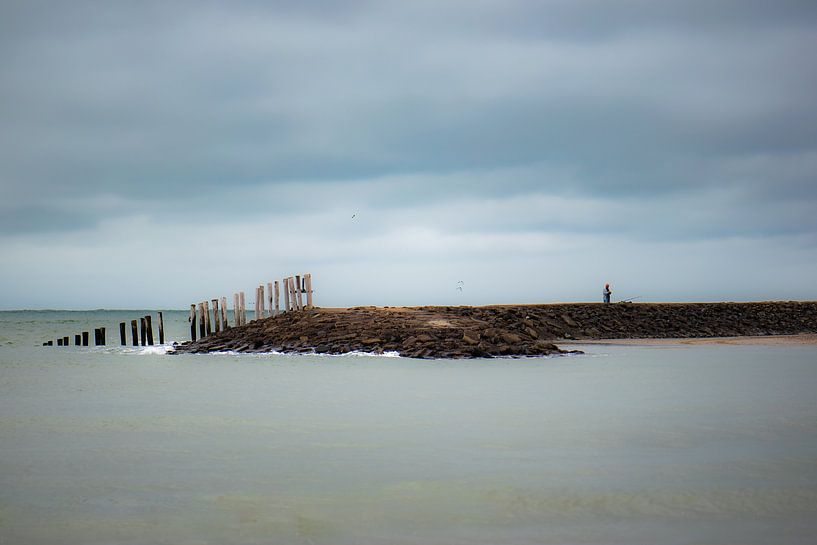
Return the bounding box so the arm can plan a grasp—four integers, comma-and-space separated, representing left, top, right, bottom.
563, 333, 817, 346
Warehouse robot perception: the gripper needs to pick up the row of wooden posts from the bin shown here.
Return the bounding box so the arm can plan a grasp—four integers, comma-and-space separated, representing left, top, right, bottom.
43, 313, 165, 347
44, 329, 106, 347
119, 313, 166, 347
190, 273, 313, 341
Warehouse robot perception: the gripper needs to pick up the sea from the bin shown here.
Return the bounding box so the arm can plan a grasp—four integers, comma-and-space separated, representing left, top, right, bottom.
1, 310, 816, 545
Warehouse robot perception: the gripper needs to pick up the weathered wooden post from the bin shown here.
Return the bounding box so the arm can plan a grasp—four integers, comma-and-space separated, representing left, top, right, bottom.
140, 318, 147, 346
239, 291, 246, 325
75, 334, 81, 346
131, 320, 138, 346
57, 338, 63, 346
198, 303, 206, 338
295, 275, 304, 310
204, 301, 212, 335
283, 277, 291, 312
290, 277, 300, 311
221, 297, 229, 330
267, 282, 273, 316
305, 273, 314, 308
93, 329, 99, 345
45, 340, 53, 346
259, 284, 266, 318
62, 335, 69, 346
82, 331, 89, 346
274, 280, 280, 315
212, 299, 220, 333
100, 328, 106, 345
233, 293, 240, 326
189, 304, 197, 341
145, 316, 154, 346
158, 311, 165, 344
119, 322, 126, 345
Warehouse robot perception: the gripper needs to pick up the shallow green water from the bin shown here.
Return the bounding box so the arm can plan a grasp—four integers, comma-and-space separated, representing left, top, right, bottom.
1, 311, 816, 544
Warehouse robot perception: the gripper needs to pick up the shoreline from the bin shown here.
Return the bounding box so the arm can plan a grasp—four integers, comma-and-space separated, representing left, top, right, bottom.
563, 333, 817, 346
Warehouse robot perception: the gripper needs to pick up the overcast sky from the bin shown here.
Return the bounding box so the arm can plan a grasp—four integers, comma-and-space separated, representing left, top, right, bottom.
1, 0, 815, 309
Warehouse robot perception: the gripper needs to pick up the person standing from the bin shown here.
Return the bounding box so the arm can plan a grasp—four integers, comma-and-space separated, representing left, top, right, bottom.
603, 283, 612, 304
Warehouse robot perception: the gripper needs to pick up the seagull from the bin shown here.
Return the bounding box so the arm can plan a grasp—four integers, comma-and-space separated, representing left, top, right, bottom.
352, 214, 356, 219
456, 286, 463, 292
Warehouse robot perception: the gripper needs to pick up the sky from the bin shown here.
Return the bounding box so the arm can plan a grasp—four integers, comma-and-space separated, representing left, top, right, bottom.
1, 0, 816, 309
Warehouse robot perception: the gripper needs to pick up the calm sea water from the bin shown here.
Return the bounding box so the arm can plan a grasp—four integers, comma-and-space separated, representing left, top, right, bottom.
1, 311, 816, 544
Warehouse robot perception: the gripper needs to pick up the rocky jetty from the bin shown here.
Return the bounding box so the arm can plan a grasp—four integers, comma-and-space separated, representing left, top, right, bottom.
170, 301, 817, 359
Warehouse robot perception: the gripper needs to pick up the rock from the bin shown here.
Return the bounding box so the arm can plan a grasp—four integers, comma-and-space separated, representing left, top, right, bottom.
462, 333, 479, 345
561, 314, 578, 327
501, 332, 522, 344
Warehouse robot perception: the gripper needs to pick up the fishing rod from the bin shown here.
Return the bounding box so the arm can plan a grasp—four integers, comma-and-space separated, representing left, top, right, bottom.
618, 295, 642, 303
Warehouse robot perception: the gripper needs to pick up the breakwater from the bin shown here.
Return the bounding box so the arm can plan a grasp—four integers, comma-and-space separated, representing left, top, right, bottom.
170, 301, 817, 358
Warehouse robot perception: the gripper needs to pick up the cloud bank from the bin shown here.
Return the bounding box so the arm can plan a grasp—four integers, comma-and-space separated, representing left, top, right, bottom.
1, 1, 815, 308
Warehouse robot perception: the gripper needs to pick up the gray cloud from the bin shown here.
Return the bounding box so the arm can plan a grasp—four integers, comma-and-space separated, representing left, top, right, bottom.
1, 0, 815, 306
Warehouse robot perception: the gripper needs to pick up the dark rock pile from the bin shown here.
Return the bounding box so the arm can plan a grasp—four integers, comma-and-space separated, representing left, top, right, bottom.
170, 301, 817, 359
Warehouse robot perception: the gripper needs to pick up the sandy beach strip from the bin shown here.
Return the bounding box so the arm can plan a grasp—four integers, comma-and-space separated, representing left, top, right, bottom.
563, 334, 817, 346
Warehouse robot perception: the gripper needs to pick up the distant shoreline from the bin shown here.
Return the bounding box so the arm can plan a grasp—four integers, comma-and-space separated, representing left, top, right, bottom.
171, 302, 817, 358
563, 333, 817, 346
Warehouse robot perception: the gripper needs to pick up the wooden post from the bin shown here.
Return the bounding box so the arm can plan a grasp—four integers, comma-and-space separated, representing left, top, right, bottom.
57, 338, 63, 346
254, 286, 260, 321
212, 299, 220, 333
291, 277, 300, 311
259, 284, 266, 318
204, 300, 212, 335
45, 340, 53, 346
239, 291, 246, 325
100, 328, 106, 345
295, 275, 304, 310
93, 329, 99, 345
283, 277, 291, 312
189, 304, 197, 342
145, 316, 154, 346
119, 322, 126, 345
305, 273, 314, 308
158, 311, 165, 344
234, 293, 240, 326
267, 282, 273, 317
131, 320, 138, 346
75, 334, 81, 346
82, 331, 89, 346
274, 280, 280, 315
63, 335, 69, 346
221, 297, 229, 330
140, 318, 147, 346
198, 303, 206, 338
